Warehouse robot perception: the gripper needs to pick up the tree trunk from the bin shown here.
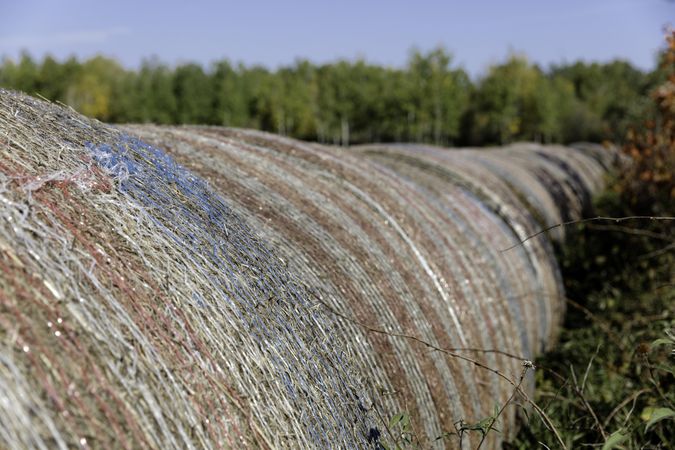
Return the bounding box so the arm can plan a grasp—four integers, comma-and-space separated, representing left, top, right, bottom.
341, 117, 350, 147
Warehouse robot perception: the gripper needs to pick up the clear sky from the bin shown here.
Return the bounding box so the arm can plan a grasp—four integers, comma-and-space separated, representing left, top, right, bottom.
0, 0, 673, 77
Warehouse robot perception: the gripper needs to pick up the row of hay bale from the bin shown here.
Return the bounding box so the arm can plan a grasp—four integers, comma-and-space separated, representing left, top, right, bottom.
0, 89, 615, 449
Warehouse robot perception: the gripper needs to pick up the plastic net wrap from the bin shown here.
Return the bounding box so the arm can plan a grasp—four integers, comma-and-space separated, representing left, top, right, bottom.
1, 90, 615, 449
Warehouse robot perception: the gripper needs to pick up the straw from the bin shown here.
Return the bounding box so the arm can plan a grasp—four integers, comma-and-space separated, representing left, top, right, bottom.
1, 89, 615, 449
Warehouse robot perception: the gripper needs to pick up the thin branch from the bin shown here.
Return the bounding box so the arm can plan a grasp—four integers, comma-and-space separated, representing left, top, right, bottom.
603, 388, 651, 428
581, 343, 601, 392
501, 216, 675, 252
570, 364, 607, 440
642, 353, 675, 410
654, 282, 675, 292
370, 400, 400, 449
585, 223, 673, 241
639, 241, 675, 260
477, 363, 531, 449
313, 293, 529, 361
565, 298, 626, 352
312, 294, 568, 449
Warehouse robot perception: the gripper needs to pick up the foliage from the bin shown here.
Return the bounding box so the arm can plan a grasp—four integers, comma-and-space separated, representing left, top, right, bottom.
508, 30, 675, 450
465, 55, 563, 144
0, 48, 657, 146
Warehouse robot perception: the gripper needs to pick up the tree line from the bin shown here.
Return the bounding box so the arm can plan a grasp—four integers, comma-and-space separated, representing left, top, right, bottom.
0, 49, 661, 146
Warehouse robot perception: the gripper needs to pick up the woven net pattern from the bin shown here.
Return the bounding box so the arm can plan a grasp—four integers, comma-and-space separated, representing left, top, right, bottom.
1, 90, 614, 449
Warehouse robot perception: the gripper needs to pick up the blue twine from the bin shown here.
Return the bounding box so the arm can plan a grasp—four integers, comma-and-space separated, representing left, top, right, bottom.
86, 135, 374, 448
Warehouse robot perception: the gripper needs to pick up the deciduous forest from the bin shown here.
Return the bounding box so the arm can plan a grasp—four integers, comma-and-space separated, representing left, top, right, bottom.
0, 48, 663, 146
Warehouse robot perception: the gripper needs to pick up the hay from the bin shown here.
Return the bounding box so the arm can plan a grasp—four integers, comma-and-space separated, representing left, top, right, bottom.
0, 89, 615, 449
0, 90, 375, 449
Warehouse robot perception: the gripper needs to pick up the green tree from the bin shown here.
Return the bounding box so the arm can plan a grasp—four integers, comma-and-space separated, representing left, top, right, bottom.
469, 55, 559, 144
35, 55, 81, 102
0, 52, 39, 94
65, 56, 125, 120
0, 51, 655, 147
173, 63, 213, 124
277, 61, 318, 139
140, 59, 178, 124
551, 60, 650, 142
212, 61, 248, 127
407, 47, 469, 145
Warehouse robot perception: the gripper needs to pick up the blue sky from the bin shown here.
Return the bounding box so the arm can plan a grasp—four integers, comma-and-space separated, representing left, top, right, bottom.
0, 0, 673, 77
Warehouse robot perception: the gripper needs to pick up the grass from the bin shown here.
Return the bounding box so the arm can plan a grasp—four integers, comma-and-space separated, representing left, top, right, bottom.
510, 32, 674, 446
506, 187, 674, 449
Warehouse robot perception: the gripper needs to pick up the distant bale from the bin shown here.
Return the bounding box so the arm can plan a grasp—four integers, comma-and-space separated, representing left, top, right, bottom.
1, 90, 614, 449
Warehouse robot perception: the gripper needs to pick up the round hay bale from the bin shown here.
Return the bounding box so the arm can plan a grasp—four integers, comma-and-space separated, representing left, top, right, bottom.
0, 89, 615, 449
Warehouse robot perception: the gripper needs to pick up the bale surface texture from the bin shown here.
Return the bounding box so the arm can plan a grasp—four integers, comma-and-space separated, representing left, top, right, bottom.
0, 90, 613, 449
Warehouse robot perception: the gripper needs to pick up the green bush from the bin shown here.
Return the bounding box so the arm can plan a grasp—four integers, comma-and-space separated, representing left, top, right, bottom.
508, 30, 674, 450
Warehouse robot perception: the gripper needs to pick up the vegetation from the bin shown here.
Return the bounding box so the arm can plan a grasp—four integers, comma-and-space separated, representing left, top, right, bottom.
0, 48, 655, 146
508, 30, 674, 449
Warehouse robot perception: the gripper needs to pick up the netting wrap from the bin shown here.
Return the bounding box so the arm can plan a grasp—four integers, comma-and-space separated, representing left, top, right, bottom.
0, 90, 615, 449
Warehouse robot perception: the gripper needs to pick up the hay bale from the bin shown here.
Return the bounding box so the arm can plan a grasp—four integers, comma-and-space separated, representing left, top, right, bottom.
0, 90, 376, 449
0, 90, 614, 449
